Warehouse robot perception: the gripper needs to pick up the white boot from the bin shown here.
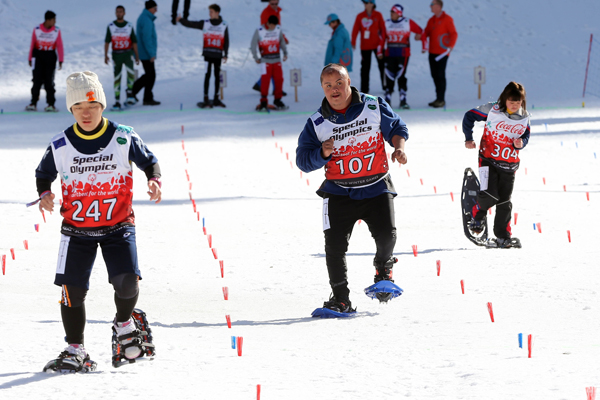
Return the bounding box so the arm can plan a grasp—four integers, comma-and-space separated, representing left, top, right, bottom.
114, 318, 142, 359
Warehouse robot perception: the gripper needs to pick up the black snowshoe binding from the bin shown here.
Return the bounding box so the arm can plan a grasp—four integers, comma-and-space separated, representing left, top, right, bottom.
197, 98, 213, 109
365, 257, 403, 303
212, 98, 226, 108
461, 168, 489, 246
111, 308, 155, 368
43, 345, 97, 373
322, 295, 355, 313
273, 99, 289, 110
486, 237, 522, 249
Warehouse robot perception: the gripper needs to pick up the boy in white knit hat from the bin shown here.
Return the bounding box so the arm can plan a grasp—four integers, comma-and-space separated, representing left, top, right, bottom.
33, 71, 162, 372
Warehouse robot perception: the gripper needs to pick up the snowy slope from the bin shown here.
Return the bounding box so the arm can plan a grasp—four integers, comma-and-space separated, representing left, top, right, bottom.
1, 1, 600, 399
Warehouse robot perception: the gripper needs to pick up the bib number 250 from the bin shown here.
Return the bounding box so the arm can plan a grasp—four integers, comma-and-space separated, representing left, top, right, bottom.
71, 198, 118, 222
335, 153, 375, 175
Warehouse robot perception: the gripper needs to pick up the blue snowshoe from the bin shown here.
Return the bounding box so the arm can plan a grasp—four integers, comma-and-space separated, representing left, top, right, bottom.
312, 295, 357, 318
365, 257, 403, 302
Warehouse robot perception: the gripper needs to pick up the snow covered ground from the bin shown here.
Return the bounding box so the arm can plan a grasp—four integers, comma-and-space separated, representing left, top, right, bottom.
1, 0, 600, 399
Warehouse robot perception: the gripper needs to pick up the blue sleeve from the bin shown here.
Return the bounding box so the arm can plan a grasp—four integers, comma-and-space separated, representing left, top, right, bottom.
35, 145, 58, 181
139, 17, 157, 59
378, 97, 408, 146
516, 125, 530, 150
296, 118, 330, 173
128, 132, 159, 171
462, 108, 487, 141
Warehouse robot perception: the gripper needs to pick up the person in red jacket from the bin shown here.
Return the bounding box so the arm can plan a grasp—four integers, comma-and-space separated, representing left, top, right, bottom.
421, 0, 457, 108
26, 10, 64, 112
351, 0, 386, 94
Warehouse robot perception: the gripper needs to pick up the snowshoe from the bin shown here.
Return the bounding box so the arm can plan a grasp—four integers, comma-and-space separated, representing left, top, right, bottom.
43, 344, 97, 373
110, 102, 122, 112
312, 295, 356, 318
197, 101, 213, 109
486, 237, 522, 249
461, 167, 488, 246
399, 100, 410, 110
44, 105, 59, 112
125, 96, 138, 106
273, 99, 289, 111
25, 104, 37, 111
364, 280, 403, 303
111, 308, 155, 368
256, 102, 274, 112
212, 98, 226, 108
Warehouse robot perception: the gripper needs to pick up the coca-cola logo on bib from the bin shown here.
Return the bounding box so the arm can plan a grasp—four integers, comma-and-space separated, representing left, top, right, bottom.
495, 121, 525, 135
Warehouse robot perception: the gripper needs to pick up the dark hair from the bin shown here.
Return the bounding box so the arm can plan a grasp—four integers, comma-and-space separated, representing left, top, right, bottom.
209, 4, 220, 13
267, 15, 279, 25
44, 10, 56, 21
320, 63, 349, 84
116, 5, 125, 11
497, 81, 527, 112
434, 0, 444, 7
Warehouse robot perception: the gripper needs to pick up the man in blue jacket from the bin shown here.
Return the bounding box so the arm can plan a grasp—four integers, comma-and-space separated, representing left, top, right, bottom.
296, 63, 408, 314
132, 1, 160, 106
324, 13, 352, 72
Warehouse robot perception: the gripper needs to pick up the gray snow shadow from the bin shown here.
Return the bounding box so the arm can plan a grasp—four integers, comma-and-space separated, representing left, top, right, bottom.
532, 116, 600, 125
311, 248, 474, 258
0, 372, 64, 389
530, 128, 599, 137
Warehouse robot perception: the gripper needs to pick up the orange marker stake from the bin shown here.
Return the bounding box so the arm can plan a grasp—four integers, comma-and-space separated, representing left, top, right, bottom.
487, 302, 495, 322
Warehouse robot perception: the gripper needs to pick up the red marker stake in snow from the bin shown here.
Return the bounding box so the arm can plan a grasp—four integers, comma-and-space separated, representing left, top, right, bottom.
181, 125, 184, 134
237, 336, 243, 356
436, 260, 441, 276
543, 177, 546, 185
406, 169, 410, 177
208, 234, 212, 248
306, 179, 310, 186
420, 178, 423, 185
275, 141, 278, 148
460, 280, 465, 294
222, 287, 229, 300
42, 210, 46, 223
433, 186, 437, 194
197, 212, 200, 221
412, 245, 418, 257
299, 171, 302, 178
257, 384, 261, 400
450, 192, 454, 202
536, 222, 542, 233
563, 185, 566, 192
286, 152, 289, 160
271, 129, 274, 137
181, 140, 185, 150
567, 230, 571, 243
527, 334, 533, 358
220, 260, 224, 277
514, 212, 518, 225
2, 254, 6, 275
212, 248, 218, 259
586, 386, 597, 400
23, 240, 28, 250
587, 192, 590, 201
487, 302, 495, 322
10, 248, 15, 260
34, 224, 39, 232
189, 182, 192, 190
225, 314, 231, 328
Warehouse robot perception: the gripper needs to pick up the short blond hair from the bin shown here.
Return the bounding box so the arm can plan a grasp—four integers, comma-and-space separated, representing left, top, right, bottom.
320, 63, 349, 84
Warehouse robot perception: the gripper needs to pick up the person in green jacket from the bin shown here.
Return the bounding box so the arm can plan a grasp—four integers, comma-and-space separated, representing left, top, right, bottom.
104, 5, 140, 111
324, 13, 353, 73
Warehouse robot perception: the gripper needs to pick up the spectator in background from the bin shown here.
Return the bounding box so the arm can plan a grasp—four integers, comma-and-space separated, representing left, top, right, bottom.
177, 3, 229, 108
378, 4, 422, 109
171, 0, 191, 25
324, 14, 353, 72
422, 0, 457, 108
251, 15, 288, 111
104, 5, 140, 111
26, 10, 63, 112
132, 1, 160, 106
351, 0, 386, 94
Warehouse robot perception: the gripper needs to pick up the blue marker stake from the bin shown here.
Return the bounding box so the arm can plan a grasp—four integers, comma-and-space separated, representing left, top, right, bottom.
561, 141, 563, 146
532, 104, 534, 109
202, 217, 205, 228
231, 336, 236, 349
576, 142, 578, 149
518, 333, 523, 348
180, 103, 183, 111
533, 223, 536, 230
594, 152, 597, 159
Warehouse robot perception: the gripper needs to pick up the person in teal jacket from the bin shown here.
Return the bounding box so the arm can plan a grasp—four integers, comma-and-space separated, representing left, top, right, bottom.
132, 1, 160, 105
324, 13, 353, 72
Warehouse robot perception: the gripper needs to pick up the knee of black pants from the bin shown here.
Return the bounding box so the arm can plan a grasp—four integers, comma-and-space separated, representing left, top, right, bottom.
112, 273, 139, 299
61, 285, 88, 308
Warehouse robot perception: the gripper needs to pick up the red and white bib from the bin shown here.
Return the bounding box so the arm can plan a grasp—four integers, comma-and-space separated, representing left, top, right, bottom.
34, 25, 60, 51
257, 25, 281, 59
51, 121, 135, 229
479, 104, 528, 164
385, 18, 410, 47
311, 96, 389, 188
108, 22, 134, 52
203, 20, 227, 50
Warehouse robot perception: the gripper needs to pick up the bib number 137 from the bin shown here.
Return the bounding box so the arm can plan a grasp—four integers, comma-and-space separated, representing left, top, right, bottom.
335, 153, 375, 174
491, 144, 518, 160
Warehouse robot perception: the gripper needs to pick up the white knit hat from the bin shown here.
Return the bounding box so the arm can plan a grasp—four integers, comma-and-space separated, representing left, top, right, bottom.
65, 71, 107, 113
